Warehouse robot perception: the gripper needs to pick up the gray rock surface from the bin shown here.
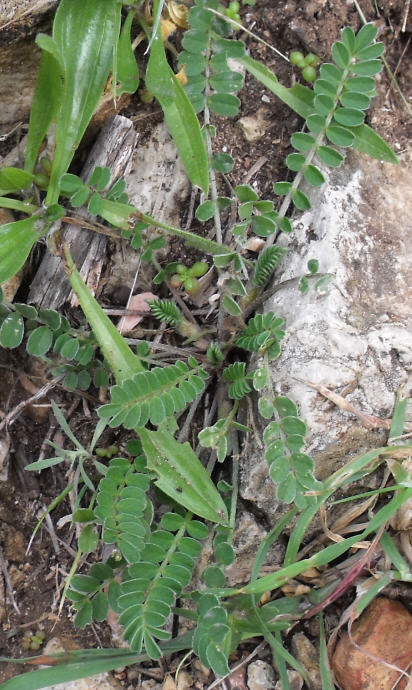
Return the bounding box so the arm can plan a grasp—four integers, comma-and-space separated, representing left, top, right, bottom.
40, 637, 122, 690
240, 149, 412, 522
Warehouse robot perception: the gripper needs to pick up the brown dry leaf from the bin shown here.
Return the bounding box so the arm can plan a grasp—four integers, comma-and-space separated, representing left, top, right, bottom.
281, 581, 310, 597
117, 292, 157, 334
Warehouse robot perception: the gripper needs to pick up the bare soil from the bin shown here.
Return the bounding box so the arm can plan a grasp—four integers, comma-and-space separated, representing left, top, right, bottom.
0, 0, 411, 686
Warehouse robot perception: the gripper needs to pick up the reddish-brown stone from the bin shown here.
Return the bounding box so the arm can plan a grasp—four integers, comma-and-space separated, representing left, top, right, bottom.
331, 597, 412, 689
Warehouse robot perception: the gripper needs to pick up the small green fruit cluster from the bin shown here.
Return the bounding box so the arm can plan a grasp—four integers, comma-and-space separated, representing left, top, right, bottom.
225, 1, 241, 22
22, 630, 46, 652
169, 262, 209, 296
289, 51, 320, 82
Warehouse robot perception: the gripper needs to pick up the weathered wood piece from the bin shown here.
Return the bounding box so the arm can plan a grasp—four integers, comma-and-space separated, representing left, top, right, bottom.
28, 115, 136, 309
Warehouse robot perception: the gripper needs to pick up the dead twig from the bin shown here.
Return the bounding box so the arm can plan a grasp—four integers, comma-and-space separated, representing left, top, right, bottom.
0, 377, 64, 433
207, 642, 266, 689
0, 545, 21, 615
292, 376, 393, 430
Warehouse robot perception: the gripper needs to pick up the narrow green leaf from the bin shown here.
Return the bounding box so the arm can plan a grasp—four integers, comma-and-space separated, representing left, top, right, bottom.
25, 39, 64, 174
239, 56, 314, 120
66, 251, 143, 383
146, 14, 209, 194
116, 11, 139, 95
0, 635, 195, 690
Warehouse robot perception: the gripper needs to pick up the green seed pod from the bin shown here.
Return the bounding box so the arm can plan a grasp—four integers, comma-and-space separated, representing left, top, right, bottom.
290, 50, 305, 68
304, 52, 320, 66
302, 65, 317, 82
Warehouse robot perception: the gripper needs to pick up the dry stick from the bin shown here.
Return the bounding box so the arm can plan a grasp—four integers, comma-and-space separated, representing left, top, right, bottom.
292, 376, 393, 430
386, 35, 411, 97
0, 376, 64, 433
178, 392, 205, 443
402, 0, 410, 32
0, 545, 20, 615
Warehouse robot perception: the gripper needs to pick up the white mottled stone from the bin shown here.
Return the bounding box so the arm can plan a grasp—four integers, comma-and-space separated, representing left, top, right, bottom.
240, 149, 412, 520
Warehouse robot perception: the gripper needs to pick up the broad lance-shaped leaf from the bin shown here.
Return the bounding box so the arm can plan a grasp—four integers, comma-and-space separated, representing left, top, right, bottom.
46, 0, 122, 205
0, 216, 50, 285
65, 249, 144, 382
139, 428, 228, 524
145, 0, 209, 195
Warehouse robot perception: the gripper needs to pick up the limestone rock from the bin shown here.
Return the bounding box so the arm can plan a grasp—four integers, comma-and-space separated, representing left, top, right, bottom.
40, 637, 122, 690
247, 660, 276, 690
331, 597, 412, 689
240, 149, 412, 522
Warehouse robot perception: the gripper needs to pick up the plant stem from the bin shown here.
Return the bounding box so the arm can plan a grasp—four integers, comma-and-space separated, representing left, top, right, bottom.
0, 197, 39, 214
